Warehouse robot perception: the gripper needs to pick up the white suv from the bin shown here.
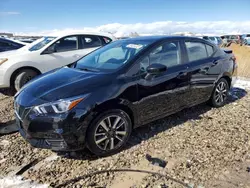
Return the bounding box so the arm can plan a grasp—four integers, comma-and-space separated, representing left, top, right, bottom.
0, 32, 116, 91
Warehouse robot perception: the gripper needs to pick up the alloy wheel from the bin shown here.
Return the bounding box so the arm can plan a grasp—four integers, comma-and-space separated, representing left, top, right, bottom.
214, 81, 228, 104
94, 115, 127, 151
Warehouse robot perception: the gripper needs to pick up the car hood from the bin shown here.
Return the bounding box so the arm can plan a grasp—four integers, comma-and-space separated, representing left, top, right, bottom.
16, 67, 111, 107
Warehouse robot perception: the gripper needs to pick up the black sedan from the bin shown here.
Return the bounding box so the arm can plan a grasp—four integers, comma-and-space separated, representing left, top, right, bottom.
14, 36, 238, 156
0, 37, 25, 52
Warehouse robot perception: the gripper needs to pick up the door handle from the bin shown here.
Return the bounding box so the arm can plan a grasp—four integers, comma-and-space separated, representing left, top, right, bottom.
177, 71, 188, 79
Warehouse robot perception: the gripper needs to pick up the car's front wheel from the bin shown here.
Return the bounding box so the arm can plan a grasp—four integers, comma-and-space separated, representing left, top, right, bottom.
209, 78, 229, 108
14, 69, 38, 91
86, 109, 132, 156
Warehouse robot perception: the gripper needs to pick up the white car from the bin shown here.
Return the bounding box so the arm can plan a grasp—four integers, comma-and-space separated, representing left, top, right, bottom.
0, 32, 116, 91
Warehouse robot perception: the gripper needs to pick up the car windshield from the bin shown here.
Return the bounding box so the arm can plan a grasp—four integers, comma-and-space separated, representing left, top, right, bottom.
75, 40, 152, 72
29, 36, 56, 51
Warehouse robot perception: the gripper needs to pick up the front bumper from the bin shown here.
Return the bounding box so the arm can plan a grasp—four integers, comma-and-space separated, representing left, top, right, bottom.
0, 68, 9, 88
15, 106, 90, 151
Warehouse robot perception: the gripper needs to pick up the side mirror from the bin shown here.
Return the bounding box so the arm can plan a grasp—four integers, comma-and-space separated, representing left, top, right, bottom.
42, 45, 56, 54
146, 63, 167, 75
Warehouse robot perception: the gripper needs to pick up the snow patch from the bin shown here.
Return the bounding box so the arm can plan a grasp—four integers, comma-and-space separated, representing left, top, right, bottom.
0, 176, 48, 188
234, 79, 250, 90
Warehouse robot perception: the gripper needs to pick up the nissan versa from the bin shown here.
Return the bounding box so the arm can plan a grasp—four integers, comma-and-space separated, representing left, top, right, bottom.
14, 36, 238, 156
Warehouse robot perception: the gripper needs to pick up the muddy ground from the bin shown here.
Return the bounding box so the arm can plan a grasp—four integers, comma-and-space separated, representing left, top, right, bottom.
0, 85, 250, 188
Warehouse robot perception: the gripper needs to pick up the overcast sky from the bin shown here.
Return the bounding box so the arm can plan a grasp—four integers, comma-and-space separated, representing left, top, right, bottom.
0, 0, 250, 36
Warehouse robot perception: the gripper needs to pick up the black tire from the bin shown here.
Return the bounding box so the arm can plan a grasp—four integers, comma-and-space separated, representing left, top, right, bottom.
209, 78, 229, 108
14, 69, 38, 91
86, 109, 132, 156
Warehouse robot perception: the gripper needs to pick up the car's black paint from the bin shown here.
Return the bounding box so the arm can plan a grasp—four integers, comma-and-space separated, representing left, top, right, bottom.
14, 36, 237, 152
0, 38, 25, 52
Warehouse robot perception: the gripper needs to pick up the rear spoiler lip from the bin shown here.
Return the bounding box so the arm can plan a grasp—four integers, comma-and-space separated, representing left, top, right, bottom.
221, 48, 233, 54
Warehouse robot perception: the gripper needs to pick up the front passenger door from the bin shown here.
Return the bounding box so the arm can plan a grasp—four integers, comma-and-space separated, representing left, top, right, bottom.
40, 35, 81, 72
137, 40, 190, 125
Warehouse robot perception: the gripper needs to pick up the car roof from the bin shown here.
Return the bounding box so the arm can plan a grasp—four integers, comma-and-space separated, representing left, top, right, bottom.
121, 35, 205, 42
51, 31, 116, 39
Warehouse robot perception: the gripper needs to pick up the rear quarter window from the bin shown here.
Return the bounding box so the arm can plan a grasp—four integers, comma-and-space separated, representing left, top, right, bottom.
102, 37, 112, 44
206, 44, 214, 56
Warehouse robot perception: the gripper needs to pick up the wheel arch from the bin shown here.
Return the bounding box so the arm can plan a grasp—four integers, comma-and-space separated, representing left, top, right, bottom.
92, 99, 135, 128
220, 72, 232, 88
10, 66, 42, 87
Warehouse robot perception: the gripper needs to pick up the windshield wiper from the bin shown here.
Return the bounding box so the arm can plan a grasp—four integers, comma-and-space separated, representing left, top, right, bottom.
78, 67, 99, 72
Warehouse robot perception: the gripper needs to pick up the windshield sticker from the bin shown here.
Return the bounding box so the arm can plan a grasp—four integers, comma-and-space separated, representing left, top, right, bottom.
126, 44, 143, 49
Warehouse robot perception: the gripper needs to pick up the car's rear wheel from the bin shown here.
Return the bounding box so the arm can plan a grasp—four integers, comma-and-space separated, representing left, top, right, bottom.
86, 109, 132, 156
209, 78, 229, 108
14, 69, 38, 91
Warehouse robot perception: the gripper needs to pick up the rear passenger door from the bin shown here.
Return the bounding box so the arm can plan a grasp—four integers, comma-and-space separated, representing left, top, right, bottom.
183, 40, 222, 105
78, 35, 103, 56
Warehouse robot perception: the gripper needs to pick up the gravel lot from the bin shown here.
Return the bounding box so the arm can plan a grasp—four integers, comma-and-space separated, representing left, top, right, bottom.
0, 81, 250, 188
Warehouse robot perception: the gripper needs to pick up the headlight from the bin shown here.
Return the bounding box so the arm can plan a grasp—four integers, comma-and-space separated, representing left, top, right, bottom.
0, 58, 8, 65
33, 96, 86, 115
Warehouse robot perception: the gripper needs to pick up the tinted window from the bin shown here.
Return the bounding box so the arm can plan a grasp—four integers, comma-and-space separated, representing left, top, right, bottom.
206, 44, 214, 56
150, 41, 180, 67
81, 35, 102, 48
185, 42, 207, 62
209, 37, 215, 41
103, 37, 112, 44
54, 36, 77, 52
246, 34, 250, 37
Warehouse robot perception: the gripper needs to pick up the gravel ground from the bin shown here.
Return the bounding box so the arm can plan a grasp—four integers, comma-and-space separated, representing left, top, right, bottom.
0, 83, 250, 188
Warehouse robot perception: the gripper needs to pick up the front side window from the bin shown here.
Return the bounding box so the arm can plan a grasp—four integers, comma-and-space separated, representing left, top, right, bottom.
149, 41, 180, 67
185, 41, 207, 62
75, 40, 152, 71
29, 37, 56, 51
81, 35, 102, 48
53, 36, 78, 52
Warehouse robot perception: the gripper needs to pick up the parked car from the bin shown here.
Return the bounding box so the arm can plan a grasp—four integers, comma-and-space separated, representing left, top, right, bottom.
19, 38, 36, 43
14, 36, 238, 156
200, 36, 222, 46
221, 35, 241, 44
241, 34, 250, 45
0, 32, 116, 91
0, 37, 26, 52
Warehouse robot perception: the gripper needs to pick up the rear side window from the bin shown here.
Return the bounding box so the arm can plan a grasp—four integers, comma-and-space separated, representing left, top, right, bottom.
81, 35, 102, 48
206, 44, 214, 56
185, 42, 207, 62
